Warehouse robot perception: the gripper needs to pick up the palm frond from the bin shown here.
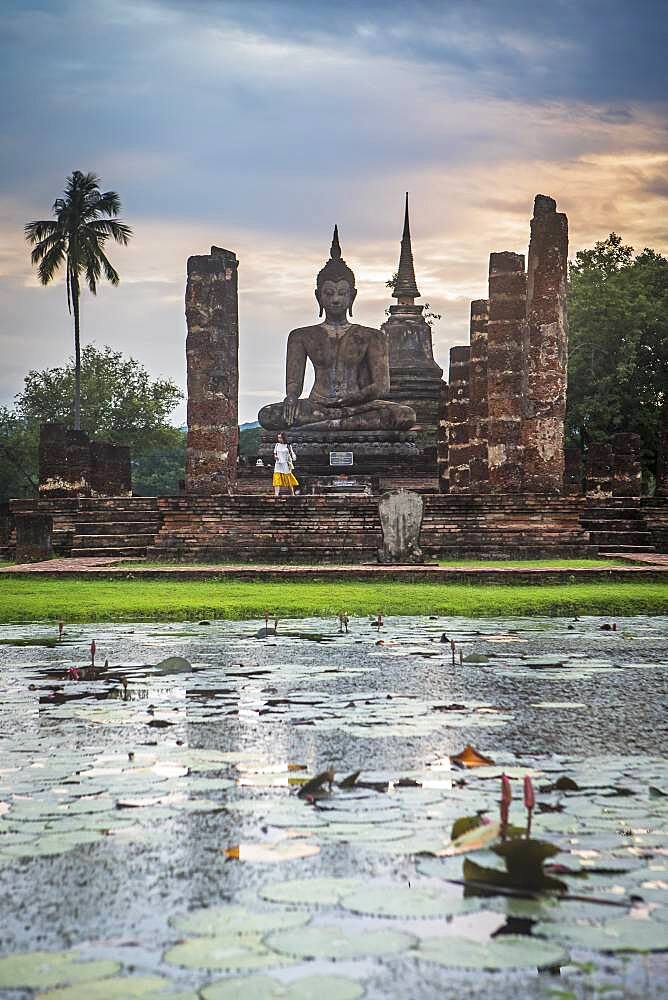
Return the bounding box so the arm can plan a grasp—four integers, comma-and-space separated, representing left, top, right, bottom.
37, 243, 66, 286
94, 190, 122, 217
30, 232, 67, 266
84, 249, 102, 294
24, 219, 60, 244
92, 244, 120, 286
88, 218, 133, 245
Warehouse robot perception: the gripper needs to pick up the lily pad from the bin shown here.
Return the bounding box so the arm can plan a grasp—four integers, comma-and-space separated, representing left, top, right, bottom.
201, 975, 364, 1000
418, 934, 567, 969
0, 950, 120, 990
341, 884, 466, 918
170, 905, 309, 936
164, 934, 294, 971
265, 924, 415, 960
260, 877, 362, 906
36, 975, 174, 999
534, 916, 668, 952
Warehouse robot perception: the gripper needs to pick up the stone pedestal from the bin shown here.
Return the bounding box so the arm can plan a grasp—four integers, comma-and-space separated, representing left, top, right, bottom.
487, 252, 527, 492
447, 346, 470, 492
39, 423, 91, 496
564, 444, 584, 496
16, 513, 53, 562
468, 299, 489, 491
382, 304, 443, 434
613, 433, 642, 497
377, 490, 423, 563
522, 195, 568, 492
586, 442, 613, 498
260, 429, 420, 478
437, 379, 449, 493
90, 442, 132, 497
185, 246, 239, 494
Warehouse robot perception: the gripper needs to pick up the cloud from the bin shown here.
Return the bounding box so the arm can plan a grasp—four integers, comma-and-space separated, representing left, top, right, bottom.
1, 0, 667, 425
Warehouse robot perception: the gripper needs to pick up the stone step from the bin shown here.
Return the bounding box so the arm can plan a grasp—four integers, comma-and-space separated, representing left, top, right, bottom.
75, 520, 161, 536
587, 530, 654, 546
70, 547, 150, 558
72, 533, 156, 550
598, 545, 656, 554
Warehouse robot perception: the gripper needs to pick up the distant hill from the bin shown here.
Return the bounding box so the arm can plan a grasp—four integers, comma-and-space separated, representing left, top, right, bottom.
240, 421, 260, 431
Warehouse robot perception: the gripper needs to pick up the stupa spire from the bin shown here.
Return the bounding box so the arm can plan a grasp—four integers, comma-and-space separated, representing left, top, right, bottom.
392, 193, 421, 302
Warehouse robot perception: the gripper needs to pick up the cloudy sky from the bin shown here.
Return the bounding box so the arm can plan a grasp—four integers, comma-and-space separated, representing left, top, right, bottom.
1, 0, 667, 425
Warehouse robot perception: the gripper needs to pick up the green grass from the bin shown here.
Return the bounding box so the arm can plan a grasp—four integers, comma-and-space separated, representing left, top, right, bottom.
0, 577, 666, 623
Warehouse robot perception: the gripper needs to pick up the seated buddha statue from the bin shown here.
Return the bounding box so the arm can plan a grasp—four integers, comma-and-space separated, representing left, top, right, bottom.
258, 228, 416, 432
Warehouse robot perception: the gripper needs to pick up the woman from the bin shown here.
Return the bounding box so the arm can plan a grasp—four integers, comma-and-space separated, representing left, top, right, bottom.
272, 433, 298, 497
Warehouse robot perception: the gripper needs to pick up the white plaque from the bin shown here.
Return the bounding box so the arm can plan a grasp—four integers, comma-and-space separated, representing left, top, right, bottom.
329, 451, 354, 467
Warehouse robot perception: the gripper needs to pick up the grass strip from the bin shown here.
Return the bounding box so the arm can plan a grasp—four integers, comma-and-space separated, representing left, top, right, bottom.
0, 577, 666, 623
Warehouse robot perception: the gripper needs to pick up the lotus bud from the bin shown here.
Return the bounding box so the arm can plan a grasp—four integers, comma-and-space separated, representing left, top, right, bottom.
524, 774, 535, 836
500, 773, 512, 834
90, 639, 96, 665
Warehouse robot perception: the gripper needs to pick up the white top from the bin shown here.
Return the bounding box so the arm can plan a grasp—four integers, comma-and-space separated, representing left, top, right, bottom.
273, 442, 295, 474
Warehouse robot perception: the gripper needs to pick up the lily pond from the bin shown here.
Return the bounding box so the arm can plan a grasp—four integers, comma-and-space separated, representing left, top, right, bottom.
0, 614, 667, 999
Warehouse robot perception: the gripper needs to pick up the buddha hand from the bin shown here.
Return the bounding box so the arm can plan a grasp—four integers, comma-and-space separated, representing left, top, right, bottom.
283, 394, 299, 426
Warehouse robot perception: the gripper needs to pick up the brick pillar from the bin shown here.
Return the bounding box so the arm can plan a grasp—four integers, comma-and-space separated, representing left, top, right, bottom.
522, 196, 569, 493
613, 433, 642, 497
586, 442, 613, 498
39, 423, 91, 496
437, 379, 449, 493
563, 444, 583, 496
468, 298, 489, 492
657, 399, 668, 497
487, 252, 526, 492
447, 346, 470, 492
185, 246, 239, 494
16, 513, 53, 562
90, 442, 132, 496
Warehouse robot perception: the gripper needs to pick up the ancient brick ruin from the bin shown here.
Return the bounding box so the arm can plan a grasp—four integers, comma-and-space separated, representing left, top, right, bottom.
439, 196, 569, 495
185, 246, 239, 494
38, 423, 131, 498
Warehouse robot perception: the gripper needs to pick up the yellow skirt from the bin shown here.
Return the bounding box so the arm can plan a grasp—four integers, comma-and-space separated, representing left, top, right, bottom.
273, 471, 298, 487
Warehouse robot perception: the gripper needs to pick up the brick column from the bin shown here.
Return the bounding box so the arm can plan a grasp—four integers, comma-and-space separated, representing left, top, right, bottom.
522, 195, 569, 493
468, 299, 489, 492
563, 444, 583, 496
185, 246, 239, 494
612, 433, 642, 497
487, 252, 526, 492
657, 399, 668, 497
586, 442, 613, 498
447, 346, 470, 492
437, 379, 449, 493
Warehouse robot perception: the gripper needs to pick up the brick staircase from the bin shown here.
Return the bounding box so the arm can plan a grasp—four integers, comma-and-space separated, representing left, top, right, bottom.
148, 493, 596, 563
641, 497, 668, 553
70, 497, 161, 557
580, 498, 656, 555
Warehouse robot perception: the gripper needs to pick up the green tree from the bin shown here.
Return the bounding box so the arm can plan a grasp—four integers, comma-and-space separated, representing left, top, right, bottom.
0, 408, 38, 502
132, 430, 187, 496
15, 345, 183, 456
24, 171, 132, 430
566, 234, 668, 479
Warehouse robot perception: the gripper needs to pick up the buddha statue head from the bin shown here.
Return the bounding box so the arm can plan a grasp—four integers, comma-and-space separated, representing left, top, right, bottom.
315, 226, 357, 319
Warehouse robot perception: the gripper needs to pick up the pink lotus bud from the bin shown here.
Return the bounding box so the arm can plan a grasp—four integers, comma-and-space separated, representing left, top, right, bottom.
500, 773, 512, 826
524, 775, 535, 810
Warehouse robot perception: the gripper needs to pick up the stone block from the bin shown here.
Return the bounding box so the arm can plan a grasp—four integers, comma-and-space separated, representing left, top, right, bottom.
612, 432, 642, 497
377, 490, 424, 563
90, 442, 132, 496
447, 346, 470, 493
15, 513, 53, 561
38, 423, 92, 496
563, 444, 584, 496
586, 442, 614, 498
437, 379, 449, 493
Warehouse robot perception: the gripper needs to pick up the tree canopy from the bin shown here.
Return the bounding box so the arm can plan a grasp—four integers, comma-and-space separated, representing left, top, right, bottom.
15, 345, 183, 455
566, 233, 668, 478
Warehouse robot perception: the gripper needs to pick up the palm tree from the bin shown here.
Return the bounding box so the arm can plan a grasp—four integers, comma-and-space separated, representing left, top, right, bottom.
25, 171, 132, 430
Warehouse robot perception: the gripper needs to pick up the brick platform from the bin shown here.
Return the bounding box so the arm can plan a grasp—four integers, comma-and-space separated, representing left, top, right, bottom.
6, 493, 666, 563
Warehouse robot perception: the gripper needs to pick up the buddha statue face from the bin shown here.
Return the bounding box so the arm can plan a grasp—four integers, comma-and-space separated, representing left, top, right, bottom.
316, 279, 357, 321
